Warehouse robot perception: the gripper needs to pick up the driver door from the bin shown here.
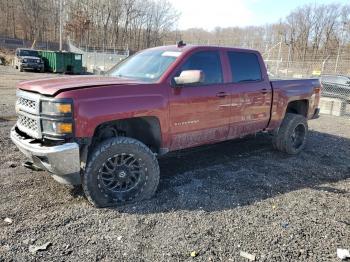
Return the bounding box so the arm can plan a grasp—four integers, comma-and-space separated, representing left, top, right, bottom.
168, 50, 231, 150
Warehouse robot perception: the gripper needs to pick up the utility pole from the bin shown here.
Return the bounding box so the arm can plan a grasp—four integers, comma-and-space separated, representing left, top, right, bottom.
276, 36, 283, 75
335, 21, 347, 73
59, 0, 63, 51
286, 41, 292, 77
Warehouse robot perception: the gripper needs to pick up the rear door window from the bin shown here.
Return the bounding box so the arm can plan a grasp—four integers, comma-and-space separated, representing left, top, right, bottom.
228, 52, 262, 83
179, 51, 223, 85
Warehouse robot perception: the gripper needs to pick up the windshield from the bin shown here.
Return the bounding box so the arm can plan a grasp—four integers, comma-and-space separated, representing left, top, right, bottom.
109, 49, 181, 82
19, 49, 39, 57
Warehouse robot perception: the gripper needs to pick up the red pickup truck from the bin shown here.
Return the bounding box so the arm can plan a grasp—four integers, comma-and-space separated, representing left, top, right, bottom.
11, 43, 321, 207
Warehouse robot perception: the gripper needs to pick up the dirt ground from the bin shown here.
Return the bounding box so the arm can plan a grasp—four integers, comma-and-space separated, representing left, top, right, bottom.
0, 65, 349, 262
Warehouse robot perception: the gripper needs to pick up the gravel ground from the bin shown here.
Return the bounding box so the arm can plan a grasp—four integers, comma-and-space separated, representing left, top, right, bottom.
0, 66, 349, 262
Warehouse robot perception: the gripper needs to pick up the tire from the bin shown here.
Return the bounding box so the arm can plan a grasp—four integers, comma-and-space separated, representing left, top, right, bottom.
82, 137, 160, 207
272, 113, 308, 155
19, 66, 23, 72
40, 67, 45, 73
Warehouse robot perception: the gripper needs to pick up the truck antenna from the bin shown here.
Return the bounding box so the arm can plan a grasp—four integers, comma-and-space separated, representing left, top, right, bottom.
177, 40, 186, 48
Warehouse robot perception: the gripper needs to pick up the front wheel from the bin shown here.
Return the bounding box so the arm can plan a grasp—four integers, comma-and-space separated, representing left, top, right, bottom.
272, 113, 308, 155
82, 137, 160, 207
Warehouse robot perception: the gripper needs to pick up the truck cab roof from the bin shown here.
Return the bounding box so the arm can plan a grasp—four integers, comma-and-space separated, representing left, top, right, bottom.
147, 44, 260, 54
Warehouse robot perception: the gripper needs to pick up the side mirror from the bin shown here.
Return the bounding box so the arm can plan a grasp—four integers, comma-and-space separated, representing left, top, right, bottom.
174, 70, 204, 85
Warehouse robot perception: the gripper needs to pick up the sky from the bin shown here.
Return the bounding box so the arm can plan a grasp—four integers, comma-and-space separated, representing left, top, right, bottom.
169, 0, 348, 30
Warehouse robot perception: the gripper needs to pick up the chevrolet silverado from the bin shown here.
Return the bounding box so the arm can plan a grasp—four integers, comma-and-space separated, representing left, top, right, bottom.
11, 43, 321, 207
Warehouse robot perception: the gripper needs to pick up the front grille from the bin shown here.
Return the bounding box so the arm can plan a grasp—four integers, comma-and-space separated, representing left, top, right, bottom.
16, 90, 40, 115
17, 113, 41, 139
18, 97, 36, 111
16, 90, 41, 139
26, 59, 39, 63
18, 115, 38, 131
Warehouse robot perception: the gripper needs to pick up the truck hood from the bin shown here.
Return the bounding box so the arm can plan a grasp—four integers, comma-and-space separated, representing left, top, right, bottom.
17, 75, 143, 96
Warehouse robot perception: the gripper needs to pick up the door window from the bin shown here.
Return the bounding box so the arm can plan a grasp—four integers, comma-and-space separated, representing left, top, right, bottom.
228, 52, 262, 83
178, 51, 223, 85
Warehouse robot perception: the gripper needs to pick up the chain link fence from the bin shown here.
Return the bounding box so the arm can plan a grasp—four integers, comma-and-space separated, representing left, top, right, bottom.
0, 36, 68, 51
260, 41, 350, 119
68, 42, 129, 73
264, 59, 350, 119
0, 37, 130, 73
265, 60, 350, 79
319, 75, 350, 118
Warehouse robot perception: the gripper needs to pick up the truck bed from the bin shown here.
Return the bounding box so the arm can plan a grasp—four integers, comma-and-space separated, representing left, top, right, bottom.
267, 78, 321, 129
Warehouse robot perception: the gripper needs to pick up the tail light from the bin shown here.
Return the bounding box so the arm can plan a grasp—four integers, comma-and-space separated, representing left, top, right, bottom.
314, 86, 321, 94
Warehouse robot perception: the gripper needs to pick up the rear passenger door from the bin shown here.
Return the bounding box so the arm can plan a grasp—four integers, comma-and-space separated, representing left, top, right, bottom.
168, 50, 231, 150
225, 51, 272, 138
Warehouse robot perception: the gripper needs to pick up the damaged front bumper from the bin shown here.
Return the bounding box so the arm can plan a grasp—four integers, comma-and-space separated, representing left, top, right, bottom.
10, 126, 81, 185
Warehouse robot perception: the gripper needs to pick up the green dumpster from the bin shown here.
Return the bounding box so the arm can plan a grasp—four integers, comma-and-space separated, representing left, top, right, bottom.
38, 51, 83, 74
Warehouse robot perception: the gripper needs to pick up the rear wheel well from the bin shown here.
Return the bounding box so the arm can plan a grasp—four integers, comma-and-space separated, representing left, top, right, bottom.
91, 117, 162, 154
286, 100, 308, 117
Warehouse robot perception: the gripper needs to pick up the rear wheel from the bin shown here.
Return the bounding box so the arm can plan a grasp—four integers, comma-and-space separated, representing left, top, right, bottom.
82, 137, 160, 207
272, 113, 308, 155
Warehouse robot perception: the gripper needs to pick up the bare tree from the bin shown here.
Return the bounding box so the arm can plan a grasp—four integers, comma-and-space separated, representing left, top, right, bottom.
0, 0, 348, 58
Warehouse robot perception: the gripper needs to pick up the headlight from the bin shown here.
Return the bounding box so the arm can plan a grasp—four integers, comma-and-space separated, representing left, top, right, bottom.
40, 99, 73, 138
41, 101, 72, 115
22, 58, 28, 63
42, 120, 73, 134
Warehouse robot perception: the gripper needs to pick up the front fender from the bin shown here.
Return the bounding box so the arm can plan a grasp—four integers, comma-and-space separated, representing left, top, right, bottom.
56, 84, 171, 148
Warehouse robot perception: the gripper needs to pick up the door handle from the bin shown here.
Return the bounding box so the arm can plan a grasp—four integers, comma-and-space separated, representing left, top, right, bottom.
261, 88, 268, 94
216, 92, 228, 98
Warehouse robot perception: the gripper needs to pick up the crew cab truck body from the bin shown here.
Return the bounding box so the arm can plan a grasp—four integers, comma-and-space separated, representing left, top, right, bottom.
11, 44, 321, 207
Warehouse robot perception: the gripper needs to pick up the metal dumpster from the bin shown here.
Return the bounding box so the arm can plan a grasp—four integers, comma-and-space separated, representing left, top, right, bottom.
38, 51, 83, 74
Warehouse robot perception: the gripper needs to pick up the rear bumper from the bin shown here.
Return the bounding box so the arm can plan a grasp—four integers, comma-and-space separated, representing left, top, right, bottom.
10, 126, 81, 185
